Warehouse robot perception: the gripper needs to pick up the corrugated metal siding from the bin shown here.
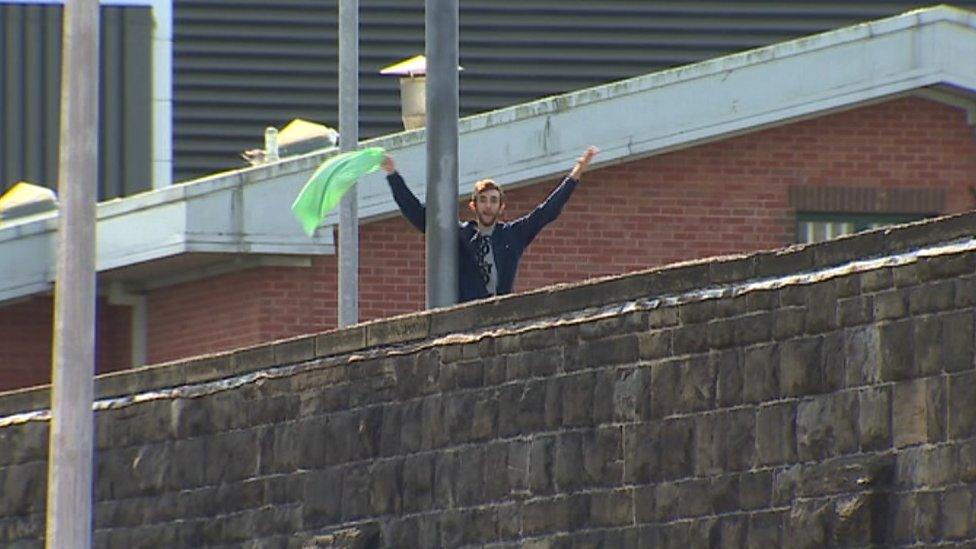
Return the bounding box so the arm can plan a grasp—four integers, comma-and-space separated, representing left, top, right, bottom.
172, 0, 976, 182
0, 3, 151, 200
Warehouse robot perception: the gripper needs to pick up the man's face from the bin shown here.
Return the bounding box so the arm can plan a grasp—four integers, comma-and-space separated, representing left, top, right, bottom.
471, 189, 505, 227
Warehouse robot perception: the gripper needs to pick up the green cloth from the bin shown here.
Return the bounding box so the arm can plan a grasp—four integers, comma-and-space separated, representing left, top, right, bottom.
291, 147, 385, 236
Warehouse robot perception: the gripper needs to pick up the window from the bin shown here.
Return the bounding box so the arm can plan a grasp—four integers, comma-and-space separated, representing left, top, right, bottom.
796, 212, 929, 244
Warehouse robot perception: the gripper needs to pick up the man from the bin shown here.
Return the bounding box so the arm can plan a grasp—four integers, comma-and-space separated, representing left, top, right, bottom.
381, 145, 599, 302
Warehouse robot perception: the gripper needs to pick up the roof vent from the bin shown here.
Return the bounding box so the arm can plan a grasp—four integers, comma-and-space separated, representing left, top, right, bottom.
381, 55, 462, 131
0, 182, 58, 222
242, 118, 338, 165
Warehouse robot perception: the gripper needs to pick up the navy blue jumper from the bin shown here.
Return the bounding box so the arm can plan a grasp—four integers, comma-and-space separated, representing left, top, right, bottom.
386, 172, 579, 302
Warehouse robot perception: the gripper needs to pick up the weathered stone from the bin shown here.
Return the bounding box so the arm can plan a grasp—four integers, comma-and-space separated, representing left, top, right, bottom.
714, 349, 742, 407
588, 489, 633, 527
739, 470, 772, 510
785, 499, 830, 549
772, 307, 805, 340
401, 453, 434, 512
638, 329, 672, 360
796, 392, 857, 461
650, 359, 681, 417
522, 494, 590, 536
742, 344, 778, 402
735, 312, 773, 346
913, 315, 942, 376
948, 371, 976, 439
560, 373, 594, 427
878, 319, 914, 381
844, 325, 880, 386
672, 325, 710, 355
579, 335, 639, 367
803, 282, 839, 333
838, 295, 873, 327
857, 386, 890, 451
779, 336, 823, 396
676, 355, 716, 414
456, 446, 486, 505
529, 436, 556, 495
873, 290, 908, 321
892, 377, 945, 447
747, 511, 784, 548
623, 423, 660, 484
757, 402, 796, 465
943, 486, 976, 540
908, 280, 955, 314
822, 331, 845, 392
943, 310, 975, 373
613, 367, 650, 422
659, 417, 694, 480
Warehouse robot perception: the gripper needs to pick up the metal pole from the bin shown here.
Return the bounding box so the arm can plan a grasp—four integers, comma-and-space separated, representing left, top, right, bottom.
47, 0, 99, 546
425, 0, 459, 308
337, 0, 359, 326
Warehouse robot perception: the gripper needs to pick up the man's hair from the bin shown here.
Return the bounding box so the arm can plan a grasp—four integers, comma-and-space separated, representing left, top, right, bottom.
470, 179, 504, 204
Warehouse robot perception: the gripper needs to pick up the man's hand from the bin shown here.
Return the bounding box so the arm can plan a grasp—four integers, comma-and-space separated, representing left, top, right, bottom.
381, 154, 396, 174
569, 145, 600, 179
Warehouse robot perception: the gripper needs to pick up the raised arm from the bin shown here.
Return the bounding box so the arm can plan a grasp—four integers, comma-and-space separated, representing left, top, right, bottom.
383, 155, 426, 232
511, 146, 600, 244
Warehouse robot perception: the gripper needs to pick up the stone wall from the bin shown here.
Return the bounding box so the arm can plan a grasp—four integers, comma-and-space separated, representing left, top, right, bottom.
2, 211, 976, 547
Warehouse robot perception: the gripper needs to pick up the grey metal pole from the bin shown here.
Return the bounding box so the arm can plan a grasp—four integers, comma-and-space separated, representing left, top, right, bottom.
46, 0, 99, 546
425, 0, 459, 308
337, 0, 359, 326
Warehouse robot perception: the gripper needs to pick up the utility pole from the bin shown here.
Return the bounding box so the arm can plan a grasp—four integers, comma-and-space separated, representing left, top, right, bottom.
425, 0, 459, 308
337, 0, 359, 327
46, 0, 99, 546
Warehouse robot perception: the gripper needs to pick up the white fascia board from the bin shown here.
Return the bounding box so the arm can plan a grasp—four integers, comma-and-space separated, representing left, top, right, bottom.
0, 151, 335, 303
340, 6, 976, 225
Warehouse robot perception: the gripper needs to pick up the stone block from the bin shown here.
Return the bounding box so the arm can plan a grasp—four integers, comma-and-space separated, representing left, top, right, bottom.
302, 468, 344, 527
942, 310, 975, 373
742, 344, 778, 403
943, 486, 976, 540
650, 359, 681, 418
747, 510, 784, 549
638, 329, 672, 360
647, 306, 679, 329
589, 489, 633, 527
860, 267, 893, 292
908, 280, 954, 314
432, 449, 458, 508
739, 470, 772, 510
485, 442, 510, 501
401, 453, 434, 512
838, 295, 872, 327
878, 319, 914, 381
659, 417, 694, 480
203, 429, 259, 485
785, 499, 830, 549
857, 386, 891, 451
913, 315, 942, 376
623, 423, 661, 484
772, 307, 805, 340
779, 336, 823, 396
896, 445, 958, 489
948, 371, 976, 439
822, 331, 845, 392
555, 432, 584, 491
583, 427, 623, 486
956, 274, 976, 308
757, 402, 797, 465
709, 475, 739, 514
844, 325, 880, 386
717, 516, 747, 549
560, 373, 594, 427
714, 349, 743, 407
634, 485, 656, 523
707, 318, 736, 349
679, 300, 716, 324
796, 392, 857, 461
735, 312, 772, 346
579, 334, 640, 367
675, 355, 715, 414
831, 493, 883, 546
314, 326, 366, 357
529, 436, 555, 495
695, 410, 755, 475
592, 368, 616, 425
892, 377, 945, 447
873, 290, 907, 321
613, 367, 650, 422
366, 314, 429, 347
672, 325, 709, 356
522, 494, 590, 536
803, 282, 840, 333
273, 336, 316, 365
456, 446, 486, 506
341, 464, 370, 520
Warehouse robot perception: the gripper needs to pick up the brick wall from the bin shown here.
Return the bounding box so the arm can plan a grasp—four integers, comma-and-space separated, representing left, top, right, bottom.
0, 296, 130, 389
146, 97, 975, 364
2, 96, 975, 386
1, 210, 975, 546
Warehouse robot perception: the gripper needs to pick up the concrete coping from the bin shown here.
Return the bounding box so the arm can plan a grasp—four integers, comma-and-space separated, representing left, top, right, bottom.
1, 208, 975, 416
